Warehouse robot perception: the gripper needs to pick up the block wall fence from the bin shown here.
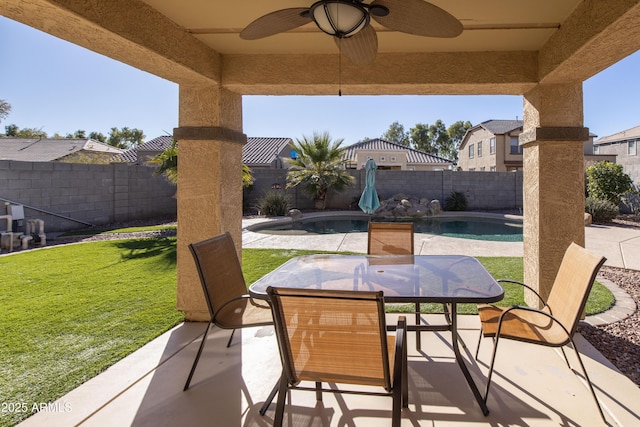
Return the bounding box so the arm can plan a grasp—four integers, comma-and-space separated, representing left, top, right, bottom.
0, 160, 176, 232
1, 160, 523, 232
246, 169, 523, 213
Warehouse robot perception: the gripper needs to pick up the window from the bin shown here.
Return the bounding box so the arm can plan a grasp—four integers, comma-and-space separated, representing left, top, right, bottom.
510, 137, 522, 154
477, 141, 483, 157
628, 140, 637, 156
489, 137, 496, 154
594, 145, 600, 154
469, 144, 474, 158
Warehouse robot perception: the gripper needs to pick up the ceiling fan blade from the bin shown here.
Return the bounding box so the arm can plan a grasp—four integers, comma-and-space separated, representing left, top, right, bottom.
240, 8, 312, 40
334, 25, 378, 65
370, 0, 462, 38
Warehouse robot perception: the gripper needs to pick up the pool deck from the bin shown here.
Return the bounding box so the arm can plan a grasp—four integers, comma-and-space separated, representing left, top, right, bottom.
242, 211, 640, 271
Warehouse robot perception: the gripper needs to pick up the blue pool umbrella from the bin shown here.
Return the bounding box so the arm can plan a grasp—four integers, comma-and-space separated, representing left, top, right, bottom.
358, 159, 380, 214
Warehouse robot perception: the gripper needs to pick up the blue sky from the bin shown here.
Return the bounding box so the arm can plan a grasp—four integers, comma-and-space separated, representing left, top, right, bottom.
1, 16, 639, 146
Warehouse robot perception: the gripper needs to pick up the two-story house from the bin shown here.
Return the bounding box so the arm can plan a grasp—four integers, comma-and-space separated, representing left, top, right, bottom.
457, 120, 524, 172
593, 125, 640, 186
458, 120, 612, 172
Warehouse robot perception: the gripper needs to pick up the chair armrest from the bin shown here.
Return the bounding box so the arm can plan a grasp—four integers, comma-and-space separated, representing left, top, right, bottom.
497, 279, 547, 306
497, 305, 571, 340
213, 294, 269, 322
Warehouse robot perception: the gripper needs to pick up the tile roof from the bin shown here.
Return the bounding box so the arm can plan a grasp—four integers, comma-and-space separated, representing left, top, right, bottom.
242, 137, 293, 165
137, 135, 173, 151
0, 138, 123, 162
342, 138, 453, 164
594, 125, 640, 145
477, 119, 523, 135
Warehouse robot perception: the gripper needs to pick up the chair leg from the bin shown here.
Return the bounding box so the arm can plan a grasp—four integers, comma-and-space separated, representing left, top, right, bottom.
259, 379, 280, 415
475, 329, 483, 360
184, 321, 213, 391
392, 386, 402, 427
314, 381, 323, 401
273, 375, 289, 427
568, 337, 608, 424
226, 328, 236, 348
483, 332, 502, 404
414, 304, 421, 350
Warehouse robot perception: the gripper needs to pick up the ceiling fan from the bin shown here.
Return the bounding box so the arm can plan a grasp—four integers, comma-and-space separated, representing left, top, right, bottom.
240, 0, 463, 65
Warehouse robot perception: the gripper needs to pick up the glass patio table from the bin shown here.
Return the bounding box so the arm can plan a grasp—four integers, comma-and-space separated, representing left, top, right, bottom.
249, 254, 504, 415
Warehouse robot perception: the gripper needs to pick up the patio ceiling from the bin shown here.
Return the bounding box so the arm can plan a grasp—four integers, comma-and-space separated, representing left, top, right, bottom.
2, 1, 640, 95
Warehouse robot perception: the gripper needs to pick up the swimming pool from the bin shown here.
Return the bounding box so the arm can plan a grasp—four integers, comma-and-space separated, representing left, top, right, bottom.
247, 212, 523, 242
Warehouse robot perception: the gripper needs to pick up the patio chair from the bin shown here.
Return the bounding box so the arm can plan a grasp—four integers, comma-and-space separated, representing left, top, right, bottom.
367, 221, 414, 256
368, 221, 449, 348
184, 232, 274, 391
476, 242, 607, 423
267, 287, 408, 427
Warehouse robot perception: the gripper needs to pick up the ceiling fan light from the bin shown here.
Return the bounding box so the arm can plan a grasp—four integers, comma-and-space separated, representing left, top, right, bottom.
310, 1, 369, 38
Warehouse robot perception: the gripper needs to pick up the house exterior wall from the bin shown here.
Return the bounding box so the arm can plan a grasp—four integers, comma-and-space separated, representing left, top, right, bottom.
595, 141, 640, 186
246, 169, 523, 212
0, 160, 176, 232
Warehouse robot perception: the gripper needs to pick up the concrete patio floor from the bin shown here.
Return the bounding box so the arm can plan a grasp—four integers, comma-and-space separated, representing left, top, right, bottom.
17, 213, 640, 426
19, 316, 640, 426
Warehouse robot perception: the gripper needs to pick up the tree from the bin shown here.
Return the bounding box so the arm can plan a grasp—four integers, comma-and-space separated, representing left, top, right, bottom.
0, 99, 11, 123
444, 120, 472, 162
150, 140, 254, 189
4, 124, 47, 138
410, 123, 436, 154
428, 120, 450, 157
65, 129, 87, 139
107, 127, 145, 149
285, 131, 355, 209
150, 139, 178, 184
586, 161, 634, 207
381, 121, 410, 146
89, 131, 107, 143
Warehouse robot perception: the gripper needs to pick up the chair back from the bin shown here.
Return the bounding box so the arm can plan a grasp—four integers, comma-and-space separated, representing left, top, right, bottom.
189, 232, 247, 318
267, 287, 392, 390
546, 242, 606, 335
368, 222, 414, 255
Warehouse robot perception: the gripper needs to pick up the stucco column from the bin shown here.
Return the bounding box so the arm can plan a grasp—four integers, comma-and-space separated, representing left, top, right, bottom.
521, 83, 587, 307
174, 84, 245, 321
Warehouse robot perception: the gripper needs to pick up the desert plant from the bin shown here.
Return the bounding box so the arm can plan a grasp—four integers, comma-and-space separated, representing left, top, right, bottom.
285, 132, 354, 210
445, 191, 468, 211
257, 191, 290, 216
585, 197, 619, 223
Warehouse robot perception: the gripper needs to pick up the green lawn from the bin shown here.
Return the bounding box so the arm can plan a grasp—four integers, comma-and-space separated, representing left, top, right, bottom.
0, 241, 614, 427
0, 238, 182, 427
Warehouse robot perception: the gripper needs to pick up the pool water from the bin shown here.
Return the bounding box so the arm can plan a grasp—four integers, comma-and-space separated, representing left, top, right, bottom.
249, 215, 523, 242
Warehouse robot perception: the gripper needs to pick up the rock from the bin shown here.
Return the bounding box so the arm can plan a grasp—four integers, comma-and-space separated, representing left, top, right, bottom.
373, 194, 440, 219
584, 212, 592, 226
288, 209, 303, 220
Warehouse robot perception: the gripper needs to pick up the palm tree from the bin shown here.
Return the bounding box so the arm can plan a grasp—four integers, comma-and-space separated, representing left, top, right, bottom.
285, 132, 354, 210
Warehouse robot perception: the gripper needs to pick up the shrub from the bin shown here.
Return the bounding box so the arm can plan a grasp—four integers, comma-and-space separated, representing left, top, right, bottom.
445, 191, 468, 211
257, 191, 290, 216
586, 161, 634, 207
585, 197, 618, 223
